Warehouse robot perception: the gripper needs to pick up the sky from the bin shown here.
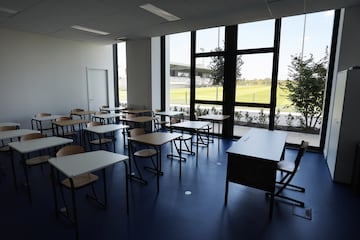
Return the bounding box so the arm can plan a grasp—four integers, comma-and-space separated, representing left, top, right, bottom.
169, 10, 334, 80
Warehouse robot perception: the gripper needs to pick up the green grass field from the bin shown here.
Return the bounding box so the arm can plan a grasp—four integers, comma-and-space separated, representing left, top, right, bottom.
119, 84, 293, 111
168, 85, 293, 111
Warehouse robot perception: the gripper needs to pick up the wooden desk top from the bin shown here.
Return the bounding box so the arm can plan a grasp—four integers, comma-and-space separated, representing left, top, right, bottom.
92, 113, 124, 119
84, 124, 129, 134
122, 116, 156, 123
8, 136, 73, 153
128, 132, 182, 146
154, 111, 183, 117
198, 114, 230, 121
122, 109, 152, 114
32, 115, 65, 121
227, 128, 287, 162
0, 122, 20, 127
0, 129, 40, 140
100, 106, 125, 111
49, 150, 128, 178
70, 110, 96, 116
52, 119, 89, 127
171, 121, 211, 130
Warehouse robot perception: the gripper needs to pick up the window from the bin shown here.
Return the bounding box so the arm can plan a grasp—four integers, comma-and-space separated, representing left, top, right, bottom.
117, 42, 127, 106
169, 32, 191, 112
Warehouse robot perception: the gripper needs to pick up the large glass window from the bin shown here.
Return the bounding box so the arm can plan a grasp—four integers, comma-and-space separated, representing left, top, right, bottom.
169, 32, 191, 113
237, 19, 275, 50
117, 42, 127, 106
276, 11, 334, 146
235, 53, 273, 104
196, 26, 225, 53
195, 57, 223, 101
163, 10, 337, 148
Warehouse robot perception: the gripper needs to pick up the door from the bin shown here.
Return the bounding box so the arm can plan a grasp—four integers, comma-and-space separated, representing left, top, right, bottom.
87, 68, 109, 111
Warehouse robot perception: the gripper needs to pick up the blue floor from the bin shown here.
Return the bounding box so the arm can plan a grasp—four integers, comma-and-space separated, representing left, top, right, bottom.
1, 133, 360, 240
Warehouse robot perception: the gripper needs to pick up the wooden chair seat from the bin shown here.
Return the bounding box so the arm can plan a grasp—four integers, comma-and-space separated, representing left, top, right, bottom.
89, 138, 113, 145
179, 134, 192, 140
61, 173, 99, 189
134, 149, 157, 158
26, 155, 51, 166
0, 146, 11, 152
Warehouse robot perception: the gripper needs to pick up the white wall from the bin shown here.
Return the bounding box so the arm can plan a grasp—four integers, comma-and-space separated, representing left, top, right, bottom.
0, 28, 114, 128
337, 5, 360, 71
126, 38, 152, 109
151, 37, 161, 110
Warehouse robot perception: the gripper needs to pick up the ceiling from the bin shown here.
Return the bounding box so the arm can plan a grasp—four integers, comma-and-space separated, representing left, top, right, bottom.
0, 0, 359, 45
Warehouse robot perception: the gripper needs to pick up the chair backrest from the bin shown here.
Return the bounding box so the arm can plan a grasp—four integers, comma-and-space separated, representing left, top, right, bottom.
56, 116, 71, 121
0, 125, 17, 131
87, 121, 102, 127
56, 145, 85, 157
35, 113, 51, 117
21, 133, 45, 141
126, 113, 136, 119
170, 113, 184, 124
129, 128, 145, 137
293, 140, 309, 172
71, 108, 84, 113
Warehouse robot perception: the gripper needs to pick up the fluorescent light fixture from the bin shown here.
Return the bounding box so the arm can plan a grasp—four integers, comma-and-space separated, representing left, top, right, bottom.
71, 25, 110, 36
139, 3, 180, 22
0, 6, 18, 14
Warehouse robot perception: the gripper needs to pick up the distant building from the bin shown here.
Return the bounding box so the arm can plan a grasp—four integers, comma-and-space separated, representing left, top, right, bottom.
170, 63, 213, 87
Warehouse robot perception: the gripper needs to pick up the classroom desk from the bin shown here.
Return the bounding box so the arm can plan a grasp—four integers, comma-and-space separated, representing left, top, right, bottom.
70, 110, 96, 120
170, 121, 211, 165
0, 122, 20, 128
0, 129, 39, 141
31, 114, 64, 135
100, 106, 125, 112
84, 124, 129, 152
121, 109, 152, 115
52, 119, 89, 143
121, 116, 157, 131
49, 150, 129, 240
198, 114, 230, 148
154, 111, 183, 119
8, 136, 73, 202
224, 128, 287, 218
128, 132, 182, 191
92, 113, 124, 124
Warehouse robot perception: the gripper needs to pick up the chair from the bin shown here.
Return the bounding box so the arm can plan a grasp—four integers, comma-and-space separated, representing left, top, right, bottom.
153, 110, 169, 132
33, 113, 53, 135
86, 122, 114, 150
92, 111, 106, 123
55, 145, 100, 218
100, 105, 110, 113
194, 112, 213, 144
19, 133, 51, 198
0, 125, 17, 153
55, 116, 77, 141
0, 125, 18, 176
128, 128, 158, 184
121, 113, 137, 149
273, 140, 309, 207
21, 133, 51, 167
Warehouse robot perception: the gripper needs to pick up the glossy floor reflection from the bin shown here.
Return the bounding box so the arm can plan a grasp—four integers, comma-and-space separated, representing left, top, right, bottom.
0, 133, 359, 240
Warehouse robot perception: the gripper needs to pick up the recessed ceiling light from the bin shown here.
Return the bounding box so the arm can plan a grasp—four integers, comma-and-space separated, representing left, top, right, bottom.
115, 37, 126, 41
139, 3, 180, 22
71, 25, 110, 36
0, 6, 18, 14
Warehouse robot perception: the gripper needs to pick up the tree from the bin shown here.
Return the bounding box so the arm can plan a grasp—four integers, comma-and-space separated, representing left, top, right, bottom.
208, 47, 243, 85
283, 52, 328, 129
